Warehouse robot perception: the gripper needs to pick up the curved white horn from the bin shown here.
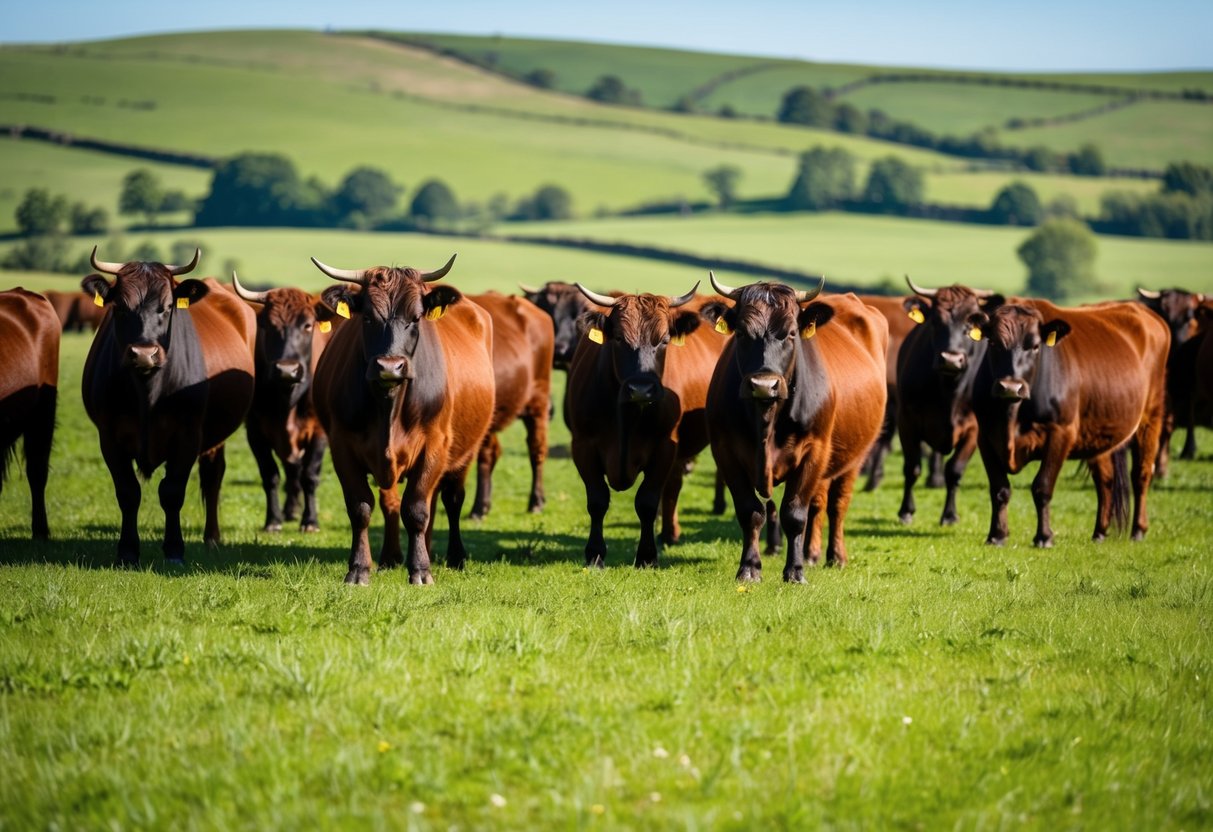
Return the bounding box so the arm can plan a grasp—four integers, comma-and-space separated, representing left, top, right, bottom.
518, 282, 542, 294
167, 248, 200, 276
231, 271, 270, 304
575, 283, 618, 307
1136, 287, 1161, 300
905, 274, 937, 298
311, 257, 368, 285
669, 281, 700, 308
794, 276, 825, 303
709, 270, 743, 300
421, 254, 457, 282
90, 245, 124, 275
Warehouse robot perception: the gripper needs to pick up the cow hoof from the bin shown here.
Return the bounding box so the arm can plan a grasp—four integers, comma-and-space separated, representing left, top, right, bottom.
940, 514, 958, 527
447, 556, 466, 571
1033, 537, 1053, 549
736, 567, 761, 583
1092, 532, 1106, 543
585, 554, 605, 569
263, 523, 282, 533
344, 568, 371, 586
204, 537, 220, 550
409, 571, 434, 586
985, 536, 1007, 547
634, 559, 657, 569
1131, 529, 1146, 542
164, 557, 185, 566
898, 512, 914, 525
468, 510, 487, 522
527, 498, 545, 513
783, 569, 806, 584
300, 523, 320, 533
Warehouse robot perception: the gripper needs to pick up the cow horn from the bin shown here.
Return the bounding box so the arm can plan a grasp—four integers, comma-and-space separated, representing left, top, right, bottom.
575, 283, 618, 307
90, 246, 125, 275
709, 271, 742, 300
518, 282, 542, 294
905, 275, 937, 298
421, 254, 457, 282
167, 248, 200, 276
310, 257, 368, 285
971, 287, 997, 298
1136, 287, 1161, 300
669, 281, 700, 308
794, 276, 825, 303
231, 271, 269, 304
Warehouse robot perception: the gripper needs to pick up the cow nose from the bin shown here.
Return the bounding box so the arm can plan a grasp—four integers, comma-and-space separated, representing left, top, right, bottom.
376, 356, 406, 382
748, 374, 782, 400
274, 360, 303, 383
939, 351, 966, 372
996, 379, 1028, 400
625, 378, 659, 403
126, 343, 161, 372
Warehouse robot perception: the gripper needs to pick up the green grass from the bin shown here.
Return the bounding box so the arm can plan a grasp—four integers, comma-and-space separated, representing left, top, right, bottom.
924, 169, 1159, 215
0, 326, 1210, 829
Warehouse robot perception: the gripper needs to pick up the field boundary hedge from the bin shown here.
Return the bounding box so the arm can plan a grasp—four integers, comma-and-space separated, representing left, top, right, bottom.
2, 124, 218, 169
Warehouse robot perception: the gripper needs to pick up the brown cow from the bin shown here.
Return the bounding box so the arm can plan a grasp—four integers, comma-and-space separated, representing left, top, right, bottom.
82, 248, 256, 564
565, 282, 723, 567
0, 288, 60, 539
1193, 302, 1213, 429
42, 290, 105, 333
703, 276, 887, 582
896, 278, 1004, 526
466, 292, 554, 519
1137, 287, 1205, 472
231, 272, 337, 533
311, 255, 495, 585
972, 300, 1169, 546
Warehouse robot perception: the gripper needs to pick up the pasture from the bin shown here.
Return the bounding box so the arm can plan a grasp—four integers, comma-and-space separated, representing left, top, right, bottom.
0, 314, 1211, 829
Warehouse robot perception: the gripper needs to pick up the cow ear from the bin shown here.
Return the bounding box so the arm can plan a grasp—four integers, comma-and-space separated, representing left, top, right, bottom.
966, 312, 990, 342
82, 274, 113, 305
1041, 319, 1071, 347
903, 297, 929, 324
698, 301, 729, 326
320, 285, 360, 319
313, 299, 336, 323
173, 279, 210, 305
580, 310, 608, 343
798, 302, 835, 333
978, 293, 1005, 310
423, 285, 462, 321
670, 309, 701, 339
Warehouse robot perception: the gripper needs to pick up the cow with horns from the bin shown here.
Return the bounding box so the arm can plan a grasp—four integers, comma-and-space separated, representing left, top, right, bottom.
702, 275, 887, 582
0, 288, 60, 540
231, 272, 338, 533
565, 281, 722, 568
895, 277, 1003, 526
310, 254, 495, 585
971, 300, 1169, 547
81, 248, 256, 564
518, 281, 595, 371
1136, 287, 1206, 473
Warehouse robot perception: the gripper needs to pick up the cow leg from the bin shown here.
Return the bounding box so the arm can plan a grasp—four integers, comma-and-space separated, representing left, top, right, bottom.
897, 429, 923, 524
659, 461, 685, 547
926, 449, 946, 489
332, 450, 374, 585
1030, 445, 1069, 548
159, 451, 196, 563
825, 472, 859, 568
469, 432, 502, 520
298, 435, 326, 532
572, 445, 610, 568
712, 468, 727, 515
402, 479, 437, 585
979, 441, 1012, 546
1088, 453, 1116, 542
246, 423, 284, 532
778, 476, 811, 583
1155, 409, 1174, 477
100, 440, 142, 564
764, 498, 782, 555
940, 427, 978, 526
521, 401, 548, 513
1179, 418, 1198, 461
282, 459, 303, 523
862, 399, 896, 491
441, 468, 472, 569
723, 468, 766, 582
377, 487, 403, 571
24, 387, 55, 540
197, 444, 227, 547
635, 451, 675, 568
804, 485, 827, 566
1131, 419, 1162, 541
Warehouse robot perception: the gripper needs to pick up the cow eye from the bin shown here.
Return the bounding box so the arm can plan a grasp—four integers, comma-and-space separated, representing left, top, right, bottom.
302, 321, 314, 332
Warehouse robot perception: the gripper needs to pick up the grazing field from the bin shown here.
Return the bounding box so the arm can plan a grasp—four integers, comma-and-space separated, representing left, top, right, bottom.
0, 330, 1210, 829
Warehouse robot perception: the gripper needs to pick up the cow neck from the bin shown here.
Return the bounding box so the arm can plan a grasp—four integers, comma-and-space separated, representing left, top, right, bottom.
367, 319, 448, 457
746, 335, 825, 495
979, 345, 1066, 472
136, 305, 205, 409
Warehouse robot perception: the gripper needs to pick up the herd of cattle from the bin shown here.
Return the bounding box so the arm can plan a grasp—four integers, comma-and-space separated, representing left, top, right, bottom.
1, 247, 1211, 585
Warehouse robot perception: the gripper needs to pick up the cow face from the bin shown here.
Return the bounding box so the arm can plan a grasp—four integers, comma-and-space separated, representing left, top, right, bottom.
979, 304, 1070, 401
904, 285, 1003, 377
522, 281, 594, 369
1137, 288, 1203, 345
83, 259, 208, 377
702, 282, 832, 403
321, 267, 461, 394
577, 285, 700, 406
253, 289, 333, 389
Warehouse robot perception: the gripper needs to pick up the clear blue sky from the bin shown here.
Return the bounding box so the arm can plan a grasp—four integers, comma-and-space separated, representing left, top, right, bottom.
7, 0, 1211, 72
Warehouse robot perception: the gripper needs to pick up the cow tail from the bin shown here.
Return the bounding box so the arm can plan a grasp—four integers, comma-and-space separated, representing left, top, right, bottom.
1110, 445, 1130, 533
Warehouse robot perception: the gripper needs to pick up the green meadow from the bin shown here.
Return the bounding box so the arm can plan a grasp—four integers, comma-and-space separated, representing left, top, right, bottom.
0, 331, 1209, 829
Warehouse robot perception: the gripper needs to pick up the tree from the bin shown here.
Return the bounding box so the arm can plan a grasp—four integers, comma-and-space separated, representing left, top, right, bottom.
410, 179, 459, 226
1024, 145, 1055, 172
1017, 218, 1099, 300
531, 185, 574, 220
69, 203, 109, 235
586, 75, 640, 106
776, 86, 834, 127
119, 169, 164, 225
524, 68, 557, 89
1068, 143, 1106, 176
833, 103, 868, 134
1044, 194, 1079, 220
703, 165, 743, 209
1, 235, 70, 272
332, 166, 401, 227
861, 157, 924, 212
15, 188, 68, 236
1162, 162, 1213, 197
159, 190, 192, 214
989, 182, 1042, 226
195, 153, 317, 227
784, 146, 856, 211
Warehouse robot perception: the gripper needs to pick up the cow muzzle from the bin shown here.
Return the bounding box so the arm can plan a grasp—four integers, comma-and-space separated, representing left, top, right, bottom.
994, 378, 1030, 400
622, 376, 662, 405
125, 343, 164, 375
274, 360, 304, 385
937, 350, 967, 375
745, 373, 787, 401
369, 355, 412, 389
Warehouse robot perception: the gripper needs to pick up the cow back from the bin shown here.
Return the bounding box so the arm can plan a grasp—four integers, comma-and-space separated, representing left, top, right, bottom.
815, 294, 889, 473
469, 292, 553, 432
0, 289, 59, 402
857, 294, 913, 387
438, 298, 496, 469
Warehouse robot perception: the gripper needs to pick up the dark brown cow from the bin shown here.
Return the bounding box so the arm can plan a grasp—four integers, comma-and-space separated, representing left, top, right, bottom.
0, 288, 60, 539
896, 278, 1003, 526
1193, 302, 1213, 429
311, 255, 495, 585
1137, 287, 1206, 472
519, 281, 594, 370
703, 276, 887, 582
231, 272, 337, 533
972, 300, 1169, 546
466, 291, 554, 519
565, 282, 723, 567
81, 248, 256, 564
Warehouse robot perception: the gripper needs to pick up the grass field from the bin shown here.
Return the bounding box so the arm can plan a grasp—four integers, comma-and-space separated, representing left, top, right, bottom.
0, 327, 1210, 829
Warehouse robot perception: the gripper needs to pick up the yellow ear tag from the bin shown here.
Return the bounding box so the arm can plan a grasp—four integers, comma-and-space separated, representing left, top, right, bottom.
969, 326, 983, 342
714, 318, 731, 335
1045, 330, 1057, 347
908, 308, 925, 324
588, 327, 604, 344
336, 301, 350, 319
425, 306, 445, 321
93, 291, 105, 307
176, 297, 189, 309
671, 334, 686, 347
318, 320, 331, 333
801, 322, 816, 340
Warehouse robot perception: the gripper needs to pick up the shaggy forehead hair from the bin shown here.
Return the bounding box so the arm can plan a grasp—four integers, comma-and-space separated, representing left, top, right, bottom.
990, 304, 1041, 346
610, 294, 673, 345
262, 288, 316, 329
734, 282, 799, 336
929, 286, 983, 322
113, 263, 174, 308
361, 267, 426, 320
